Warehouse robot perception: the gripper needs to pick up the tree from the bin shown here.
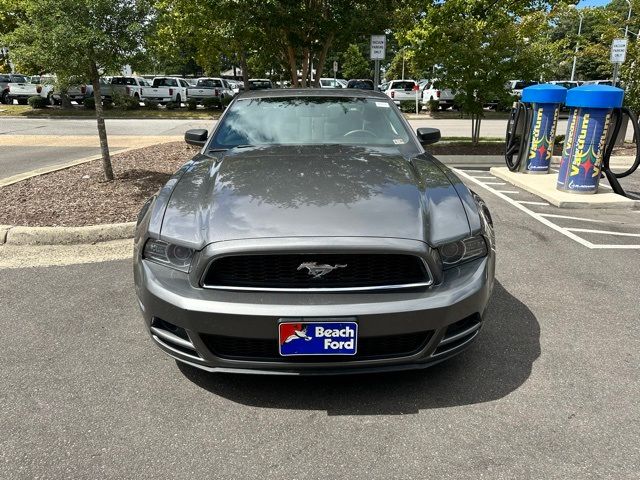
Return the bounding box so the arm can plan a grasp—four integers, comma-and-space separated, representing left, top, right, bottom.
401, 0, 554, 143
341, 44, 370, 79
3, 0, 150, 181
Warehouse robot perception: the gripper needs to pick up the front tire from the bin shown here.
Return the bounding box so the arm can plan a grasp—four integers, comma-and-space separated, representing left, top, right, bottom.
175, 94, 182, 106
0, 90, 9, 104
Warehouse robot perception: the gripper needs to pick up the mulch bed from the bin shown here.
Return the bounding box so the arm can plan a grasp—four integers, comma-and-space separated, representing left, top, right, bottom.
4, 139, 632, 228
0, 142, 195, 227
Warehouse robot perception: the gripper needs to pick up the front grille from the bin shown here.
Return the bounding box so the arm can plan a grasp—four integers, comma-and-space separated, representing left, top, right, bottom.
201, 331, 433, 362
202, 253, 430, 291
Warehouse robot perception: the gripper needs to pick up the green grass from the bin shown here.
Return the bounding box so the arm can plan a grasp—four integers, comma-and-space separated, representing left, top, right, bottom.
0, 104, 221, 119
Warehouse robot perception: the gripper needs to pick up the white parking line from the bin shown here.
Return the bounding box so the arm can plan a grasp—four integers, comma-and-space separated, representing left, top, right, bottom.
517, 201, 550, 206
453, 168, 640, 250
472, 176, 496, 180
496, 190, 519, 194
539, 214, 615, 224
484, 182, 506, 186
566, 228, 640, 237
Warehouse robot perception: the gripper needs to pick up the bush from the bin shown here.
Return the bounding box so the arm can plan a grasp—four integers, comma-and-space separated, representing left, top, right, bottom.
399, 100, 417, 113
187, 98, 198, 110
83, 97, 95, 110
427, 99, 440, 113
144, 100, 159, 110
220, 94, 232, 108
28, 96, 49, 109
165, 101, 178, 110
202, 97, 220, 110
113, 91, 140, 110
103, 98, 114, 110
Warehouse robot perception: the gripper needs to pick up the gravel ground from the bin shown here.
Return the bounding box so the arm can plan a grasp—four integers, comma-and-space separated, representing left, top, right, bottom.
0, 142, 195, 227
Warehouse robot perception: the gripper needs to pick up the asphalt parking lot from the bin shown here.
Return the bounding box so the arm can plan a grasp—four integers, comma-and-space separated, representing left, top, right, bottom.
1, 167, 638, 479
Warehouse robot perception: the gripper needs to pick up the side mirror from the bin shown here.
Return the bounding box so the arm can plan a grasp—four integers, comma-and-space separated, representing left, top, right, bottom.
416, 127, 441, 146
185, 129, 208, 147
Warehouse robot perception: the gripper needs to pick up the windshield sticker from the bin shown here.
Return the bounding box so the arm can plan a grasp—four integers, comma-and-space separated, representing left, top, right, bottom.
375, 102, 390, 108
393, 139, 405, 144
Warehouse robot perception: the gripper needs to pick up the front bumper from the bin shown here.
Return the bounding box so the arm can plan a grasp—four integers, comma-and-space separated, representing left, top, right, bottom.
134, 239, 495, 375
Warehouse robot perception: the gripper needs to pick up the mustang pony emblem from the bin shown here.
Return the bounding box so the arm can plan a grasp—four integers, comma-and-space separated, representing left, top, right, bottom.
297, 262, 347, 279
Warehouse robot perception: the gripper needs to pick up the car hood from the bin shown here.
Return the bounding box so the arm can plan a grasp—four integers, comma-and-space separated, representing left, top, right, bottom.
159, 145, 471, 249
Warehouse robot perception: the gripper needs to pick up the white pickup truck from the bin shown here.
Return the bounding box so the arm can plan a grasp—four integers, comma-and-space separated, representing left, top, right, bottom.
421, 80, 455, 110
187, 77, 235, 104
7, 75, 55, 105
110, 76, 149, 101
382, 80, 418, 104
141, 77, 189, 105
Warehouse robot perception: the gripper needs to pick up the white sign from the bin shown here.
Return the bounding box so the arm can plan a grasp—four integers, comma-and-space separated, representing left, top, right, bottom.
370, 35, 386, 60
611, 38, 628, 63
333, 61, 338, 73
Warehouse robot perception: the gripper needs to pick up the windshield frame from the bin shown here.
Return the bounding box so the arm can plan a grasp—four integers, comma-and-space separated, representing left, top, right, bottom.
205, 94, 421, 154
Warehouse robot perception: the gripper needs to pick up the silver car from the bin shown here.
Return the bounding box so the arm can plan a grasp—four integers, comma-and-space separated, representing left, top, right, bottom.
134, 89, 495, 374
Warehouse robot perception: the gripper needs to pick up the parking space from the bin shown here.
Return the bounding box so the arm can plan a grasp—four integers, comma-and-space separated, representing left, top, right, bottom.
454, 167, 640, 249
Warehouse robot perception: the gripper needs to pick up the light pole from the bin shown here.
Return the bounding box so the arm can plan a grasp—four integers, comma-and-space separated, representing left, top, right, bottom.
400, 46, 409, 80
570, 8, 584, 82
625, 0, 632, 38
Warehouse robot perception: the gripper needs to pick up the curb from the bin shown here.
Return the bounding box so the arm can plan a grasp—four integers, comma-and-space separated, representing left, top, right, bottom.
0, 147, 140, 188
1, 222, 136, 246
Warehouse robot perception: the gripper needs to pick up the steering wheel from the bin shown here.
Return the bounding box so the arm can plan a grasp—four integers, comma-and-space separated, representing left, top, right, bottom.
343, 129, 377, 138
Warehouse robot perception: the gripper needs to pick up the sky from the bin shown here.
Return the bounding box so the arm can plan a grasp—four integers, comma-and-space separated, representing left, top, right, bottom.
578, 0, 611, 7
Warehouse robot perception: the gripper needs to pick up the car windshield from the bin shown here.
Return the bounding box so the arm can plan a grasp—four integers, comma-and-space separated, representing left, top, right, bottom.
153, 78, 178, 87
12, 75, 28, 83
210, 96, 413, 149
347, 80, 373, 90
197, 79, 223, 88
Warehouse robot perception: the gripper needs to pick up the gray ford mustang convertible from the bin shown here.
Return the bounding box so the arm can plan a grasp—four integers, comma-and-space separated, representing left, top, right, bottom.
133, 89, 495, 375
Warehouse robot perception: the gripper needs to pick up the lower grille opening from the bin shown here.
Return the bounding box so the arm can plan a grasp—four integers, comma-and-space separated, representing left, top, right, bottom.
151, 318, 201, 358
432, 314, 482, 357
201, 331, 433, 362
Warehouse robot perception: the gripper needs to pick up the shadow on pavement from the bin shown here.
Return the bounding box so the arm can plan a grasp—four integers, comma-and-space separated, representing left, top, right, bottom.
178, 281, 540, 415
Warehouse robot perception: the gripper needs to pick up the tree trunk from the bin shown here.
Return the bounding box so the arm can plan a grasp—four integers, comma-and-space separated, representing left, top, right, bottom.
300, 48, 309, 88
285, 44, 298, 87
90, 62, 114, 181
240, 52, 250, 91
60, 92, 72, 109
313, 33, 334, 88
471, 114, 482, 145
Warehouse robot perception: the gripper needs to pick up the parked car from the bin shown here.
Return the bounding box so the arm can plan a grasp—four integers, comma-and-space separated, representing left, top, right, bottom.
134, 88, 495, 374
346, 79, 374, 90
141, 77, 189, 105
7, 74, 55, 105
507, 80, 538, 98
51, 76, 89, 104
581, 79, 613, 86
0, 73, 30, 104
319, 78, 344, 88
110, 76, 149, 102
227, 79, 242, 94
548, 80, 580, 90
421, 80, 455, 110
382, 79, 418, 105
336, 79, 348, 88
238, 79, 274, 91
187, 77, 235, 104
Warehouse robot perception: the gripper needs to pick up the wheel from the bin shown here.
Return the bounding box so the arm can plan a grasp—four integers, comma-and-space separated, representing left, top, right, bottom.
175, 94, 182, 106
134, 93, 140, 103
47, 94, 55, 106
0, 90, 9, 104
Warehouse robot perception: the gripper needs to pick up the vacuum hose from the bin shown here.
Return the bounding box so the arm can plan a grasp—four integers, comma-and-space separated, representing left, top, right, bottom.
504, 102, 532, 172
600, 107, 640, 197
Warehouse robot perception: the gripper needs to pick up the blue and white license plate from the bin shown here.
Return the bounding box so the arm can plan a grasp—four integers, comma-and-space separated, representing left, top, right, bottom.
279, 320, 358, 356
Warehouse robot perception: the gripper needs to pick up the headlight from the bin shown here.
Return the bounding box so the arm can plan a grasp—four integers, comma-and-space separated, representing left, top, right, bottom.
143, 239, 194, 272
439, 235, 487, 268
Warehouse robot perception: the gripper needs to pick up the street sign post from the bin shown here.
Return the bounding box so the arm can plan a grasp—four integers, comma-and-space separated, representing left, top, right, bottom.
610, 38, 628, 87
333, 60, 338, 84
370, 35, 386, 91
